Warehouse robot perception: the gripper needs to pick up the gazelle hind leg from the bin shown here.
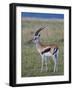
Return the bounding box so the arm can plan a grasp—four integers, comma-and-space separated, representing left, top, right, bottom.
53, 53, 58, 72
56, 53, 58, 72
55, 51, 59, 72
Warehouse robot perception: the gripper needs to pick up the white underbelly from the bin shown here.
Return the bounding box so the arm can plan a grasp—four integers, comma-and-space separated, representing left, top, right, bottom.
44, 52, 52, 56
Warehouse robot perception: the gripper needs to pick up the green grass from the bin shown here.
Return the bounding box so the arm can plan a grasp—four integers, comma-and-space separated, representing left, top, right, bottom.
21, 19, 64, 77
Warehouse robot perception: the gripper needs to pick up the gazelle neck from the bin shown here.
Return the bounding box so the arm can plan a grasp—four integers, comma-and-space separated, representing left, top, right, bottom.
35, 41, 41, 48
35, 41, 43, 53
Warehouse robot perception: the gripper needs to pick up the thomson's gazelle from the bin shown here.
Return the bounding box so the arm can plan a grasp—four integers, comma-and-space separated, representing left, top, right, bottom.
33, 27, 59, 72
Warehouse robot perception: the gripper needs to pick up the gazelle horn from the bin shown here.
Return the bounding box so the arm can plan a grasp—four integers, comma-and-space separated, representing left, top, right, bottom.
35, 26, 46, 36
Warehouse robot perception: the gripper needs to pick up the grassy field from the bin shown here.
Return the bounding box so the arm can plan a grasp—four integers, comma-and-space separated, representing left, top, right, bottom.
21, 18, 64, 77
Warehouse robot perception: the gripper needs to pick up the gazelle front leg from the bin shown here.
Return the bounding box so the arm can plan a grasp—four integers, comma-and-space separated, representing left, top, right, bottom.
45, 56, 48, 72
41, 55, 44, 72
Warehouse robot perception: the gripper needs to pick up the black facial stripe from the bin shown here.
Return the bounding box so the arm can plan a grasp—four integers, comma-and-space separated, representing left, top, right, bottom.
41, 48, 51, 54
33, 37, 37, 40
34, 38, 37, 40
53, 48, 58, 55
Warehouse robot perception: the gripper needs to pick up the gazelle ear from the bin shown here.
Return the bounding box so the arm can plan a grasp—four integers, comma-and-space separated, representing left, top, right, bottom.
39, 34, 40, 37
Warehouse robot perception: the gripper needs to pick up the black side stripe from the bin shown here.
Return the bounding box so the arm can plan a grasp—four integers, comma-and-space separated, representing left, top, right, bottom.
41, 48, 51, 54
53, 48, 58, 55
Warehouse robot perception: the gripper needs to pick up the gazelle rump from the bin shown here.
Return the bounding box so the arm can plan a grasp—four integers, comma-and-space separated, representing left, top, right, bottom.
33, 27, 59, 72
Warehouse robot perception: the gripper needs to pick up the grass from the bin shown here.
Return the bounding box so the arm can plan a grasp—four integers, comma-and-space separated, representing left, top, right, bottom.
21, 18, 64, 77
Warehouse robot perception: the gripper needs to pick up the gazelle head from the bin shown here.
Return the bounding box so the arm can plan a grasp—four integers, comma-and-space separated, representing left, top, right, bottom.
33, 34, 40, 43
33, 26, 45, 44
